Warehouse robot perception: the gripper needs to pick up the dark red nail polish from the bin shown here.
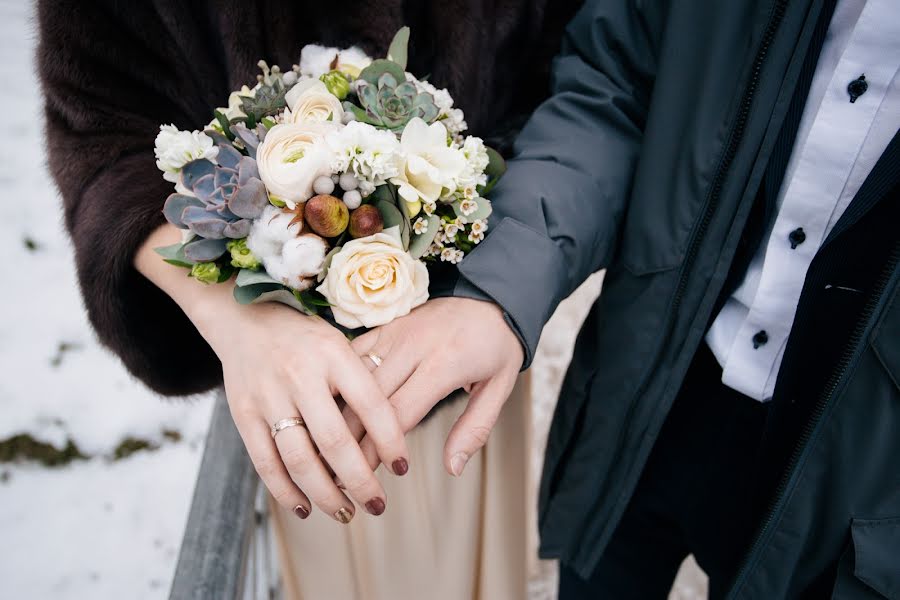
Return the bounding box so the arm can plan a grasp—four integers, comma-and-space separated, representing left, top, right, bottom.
293, 505, 310, 519
392, 458, 409, 476
365, 497, 386, 516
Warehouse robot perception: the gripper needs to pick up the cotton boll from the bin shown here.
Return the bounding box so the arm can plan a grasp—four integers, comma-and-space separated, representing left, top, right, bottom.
339, 172, 358, 191
313, 176, 335, 195
246, 205, 302, 266
342, 190, 362, 210
282, 234, 328, 278
299, 44, 340, 79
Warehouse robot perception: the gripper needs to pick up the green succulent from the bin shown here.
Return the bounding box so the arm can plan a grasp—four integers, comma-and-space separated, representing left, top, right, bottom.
351, 72, 439, 131
226, 238, 261, 270
191, 262, 221, 284
320, 70, 350, 100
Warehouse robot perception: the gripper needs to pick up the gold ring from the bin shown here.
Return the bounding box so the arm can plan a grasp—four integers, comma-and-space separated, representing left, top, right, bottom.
366, 353, 383, 368
271, 417, 305, 439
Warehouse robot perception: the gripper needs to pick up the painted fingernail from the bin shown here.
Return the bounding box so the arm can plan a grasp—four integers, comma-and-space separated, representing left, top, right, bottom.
392, 458, 409, 476
450, 452, 469, 477
334, 507, 353, 524
293, 505, 310, 520
365, 497, 386, 516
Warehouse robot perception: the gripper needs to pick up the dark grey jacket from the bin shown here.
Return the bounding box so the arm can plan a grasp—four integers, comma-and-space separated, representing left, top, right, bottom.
452, 1, 900, 597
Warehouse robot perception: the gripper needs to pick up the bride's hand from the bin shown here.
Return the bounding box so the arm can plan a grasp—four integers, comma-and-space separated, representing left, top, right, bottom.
194, 295, 409, 522
135, 225, 408, 523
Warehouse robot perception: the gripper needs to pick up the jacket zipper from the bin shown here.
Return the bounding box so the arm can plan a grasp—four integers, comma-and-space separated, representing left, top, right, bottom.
726, 242, 900, 598
585, 0, 790, 559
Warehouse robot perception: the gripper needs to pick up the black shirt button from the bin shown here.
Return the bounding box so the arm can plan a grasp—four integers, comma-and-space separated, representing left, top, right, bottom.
848, 74, 868, 103
789, 227, 806, 249
753, 330, 769, 349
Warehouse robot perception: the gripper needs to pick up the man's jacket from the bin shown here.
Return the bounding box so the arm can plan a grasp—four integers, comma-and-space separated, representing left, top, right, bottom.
452, 1, 900, 597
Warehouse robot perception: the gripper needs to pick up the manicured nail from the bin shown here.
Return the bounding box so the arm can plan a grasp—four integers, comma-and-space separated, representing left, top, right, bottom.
365, 497, 386, 516
293, 505, 310, 519
450, 452, 469, 477
334, 507, 353, 524
392, 458, 409, 476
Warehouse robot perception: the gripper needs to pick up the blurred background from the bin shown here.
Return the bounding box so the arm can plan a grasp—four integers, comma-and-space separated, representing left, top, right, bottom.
0, 2, 705, 598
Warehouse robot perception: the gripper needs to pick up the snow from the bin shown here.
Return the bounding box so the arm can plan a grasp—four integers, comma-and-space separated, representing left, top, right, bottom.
0, 1, 703, 598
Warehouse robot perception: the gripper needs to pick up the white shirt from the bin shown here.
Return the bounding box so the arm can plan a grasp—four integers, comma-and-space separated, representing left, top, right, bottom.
706, 0, 900, 402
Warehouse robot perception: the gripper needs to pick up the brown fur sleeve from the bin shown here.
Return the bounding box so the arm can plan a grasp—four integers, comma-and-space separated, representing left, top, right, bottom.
37, 0, 227, 395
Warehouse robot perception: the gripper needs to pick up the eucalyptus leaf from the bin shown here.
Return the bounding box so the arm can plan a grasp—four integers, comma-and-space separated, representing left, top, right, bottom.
317, 246, 343, 282
232, 284, 317, 316
452, 196, 493, 221
235, 268, 279, 287
154, 243, 196, 268
408, 215, 440, 259
386, 27, 410, 70
376, 200, 410, 249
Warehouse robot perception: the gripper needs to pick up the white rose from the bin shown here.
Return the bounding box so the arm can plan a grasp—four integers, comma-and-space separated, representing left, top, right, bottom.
247, 205, 328, 290
390, 118, 465, 205
256, 121, 337, 208
317, 228, 429, 328
285, 79, 344, 124
154, 125, 219, 183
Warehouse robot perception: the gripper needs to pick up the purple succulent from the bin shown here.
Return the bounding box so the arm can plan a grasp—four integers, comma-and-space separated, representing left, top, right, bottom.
163, 144, 268, 261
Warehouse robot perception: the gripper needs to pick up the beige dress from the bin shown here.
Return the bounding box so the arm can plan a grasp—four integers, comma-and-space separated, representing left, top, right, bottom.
270, 374, 533, 600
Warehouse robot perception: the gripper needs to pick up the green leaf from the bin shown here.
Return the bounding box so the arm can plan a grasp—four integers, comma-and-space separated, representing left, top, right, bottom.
216, 263, 237, 283
452, 196, 493, 221
233, 284, 317, 316
298, 291, 332, 307
214, 110, 234, 141
478, 146, 507, 196
408, 215, 440, 259
376, 200, 410, 249
155, 243, 196, 268
235, 268, 280, 287
358, 59, 406, 87
317, 246, 343, 282
386, 27, 410, 70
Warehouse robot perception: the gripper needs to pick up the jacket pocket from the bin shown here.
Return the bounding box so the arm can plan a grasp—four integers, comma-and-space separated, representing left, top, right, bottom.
832, 517, 900, 599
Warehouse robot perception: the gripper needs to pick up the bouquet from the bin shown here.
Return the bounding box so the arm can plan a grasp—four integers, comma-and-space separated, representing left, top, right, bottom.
154, 28, 504, 330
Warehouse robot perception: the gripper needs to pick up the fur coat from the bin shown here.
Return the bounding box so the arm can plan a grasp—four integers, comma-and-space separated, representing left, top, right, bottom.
37, 0, 581, 395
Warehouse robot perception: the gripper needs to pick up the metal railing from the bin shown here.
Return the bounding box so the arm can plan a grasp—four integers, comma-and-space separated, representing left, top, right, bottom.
169, 393, 281, 600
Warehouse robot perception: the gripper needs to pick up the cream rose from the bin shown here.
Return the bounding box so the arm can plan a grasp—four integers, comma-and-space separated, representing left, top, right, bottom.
285, 79, 345, 124
317, 227, 429, 328
390, 118, 465, 205
256, 121, 336, 208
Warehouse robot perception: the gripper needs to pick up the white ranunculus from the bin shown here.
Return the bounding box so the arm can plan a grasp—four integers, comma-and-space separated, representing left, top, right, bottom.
326, 121, 400, 196
299, 44, 373, 79
390, 118, 465, 205
256, 122, 337, 208
154, 125, 219, 183
285, 79, 344, 124
247, 205, 328, 290
317, 227, 429, 328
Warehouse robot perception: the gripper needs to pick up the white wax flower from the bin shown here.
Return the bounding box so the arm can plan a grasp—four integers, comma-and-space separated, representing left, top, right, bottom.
390, 118, 465, 205
317, 228, 429, 328
454, 135, 490, 192
154, 125, 219, 183
405, 74, 468, 135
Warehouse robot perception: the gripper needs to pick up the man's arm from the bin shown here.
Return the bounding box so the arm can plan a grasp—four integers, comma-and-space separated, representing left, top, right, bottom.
350, 0, 667, 476
453, 0, 663, 366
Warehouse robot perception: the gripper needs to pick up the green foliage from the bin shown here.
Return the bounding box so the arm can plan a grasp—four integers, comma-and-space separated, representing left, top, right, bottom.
478, 146, 507, 196
376, 198, 410, 250
386, 27, 410, 70
452, 196, 493, 221
154, 243, 196, 268
408, 214, 440, 259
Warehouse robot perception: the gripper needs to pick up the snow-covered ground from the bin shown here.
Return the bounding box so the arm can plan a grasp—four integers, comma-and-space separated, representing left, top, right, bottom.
0, 2, 703, 598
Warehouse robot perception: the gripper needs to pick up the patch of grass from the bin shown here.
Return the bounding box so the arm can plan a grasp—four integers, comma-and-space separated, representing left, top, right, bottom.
0, 434, 88, 467
111, 437, 159, 461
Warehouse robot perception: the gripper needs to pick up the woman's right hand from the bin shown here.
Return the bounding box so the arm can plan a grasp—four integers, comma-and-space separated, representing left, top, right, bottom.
190, 293, 409, 523
135, 224, 407, 523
